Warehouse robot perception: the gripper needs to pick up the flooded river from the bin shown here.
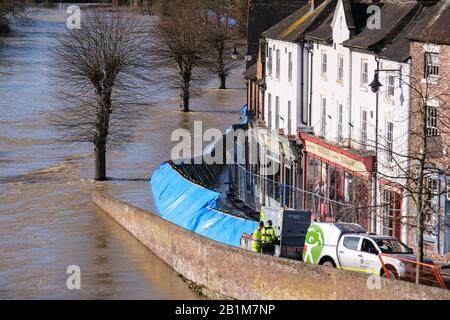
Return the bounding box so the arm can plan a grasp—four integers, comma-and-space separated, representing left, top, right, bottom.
0, 5, 245, 299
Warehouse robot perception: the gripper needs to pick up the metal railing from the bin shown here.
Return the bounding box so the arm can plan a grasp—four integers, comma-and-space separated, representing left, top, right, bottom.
229, 163, 368, 223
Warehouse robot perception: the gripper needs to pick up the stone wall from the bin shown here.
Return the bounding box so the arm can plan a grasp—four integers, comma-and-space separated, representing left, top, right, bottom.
92, 192, 450, 300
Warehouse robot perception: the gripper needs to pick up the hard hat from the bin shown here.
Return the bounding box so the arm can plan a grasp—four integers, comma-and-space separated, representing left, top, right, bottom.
267, 220, 273, 226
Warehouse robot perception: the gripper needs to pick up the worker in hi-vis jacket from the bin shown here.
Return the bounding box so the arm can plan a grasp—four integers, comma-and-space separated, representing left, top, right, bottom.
252, 221, 264, 253
261, 220, 277, 254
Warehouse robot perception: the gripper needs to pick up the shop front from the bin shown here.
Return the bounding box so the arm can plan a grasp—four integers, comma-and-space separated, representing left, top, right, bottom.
300, 134, 375, 230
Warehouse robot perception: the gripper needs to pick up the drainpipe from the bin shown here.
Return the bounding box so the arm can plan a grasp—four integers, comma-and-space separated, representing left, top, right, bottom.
373, 57, 380, 234
403, 59, 412, 245
308, 44, 314, 126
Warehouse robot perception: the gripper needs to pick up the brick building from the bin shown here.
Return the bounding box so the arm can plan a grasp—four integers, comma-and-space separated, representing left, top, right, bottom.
407, 0, 450, 260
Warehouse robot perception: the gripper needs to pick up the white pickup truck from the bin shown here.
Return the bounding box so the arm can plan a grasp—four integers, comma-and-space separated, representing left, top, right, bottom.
303, 222, 434, 280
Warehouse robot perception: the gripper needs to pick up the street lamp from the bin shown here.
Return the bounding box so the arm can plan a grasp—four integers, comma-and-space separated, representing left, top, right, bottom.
231, 43, 253, 61
231, 44, 239, 60
369, 71, 383, 93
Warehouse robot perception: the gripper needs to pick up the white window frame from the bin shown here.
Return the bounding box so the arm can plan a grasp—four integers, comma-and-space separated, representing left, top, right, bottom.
361, 59, 368, 86
337, 55, 344, 82
387, 75, 395, 97
287, 101, 292, 134
321, 51, 327, 77
275, 49, 280, 80
361, 109, 367, 146
268, 93, 272, 127
426, 106, 438, 137
288, 52, 292, 83
275, 96, 280, 129
268, 47, 273, 77
320, 97, 327, 137
386, 121, 394, 162
425, 52, 439, 79
337, 104, 343, 143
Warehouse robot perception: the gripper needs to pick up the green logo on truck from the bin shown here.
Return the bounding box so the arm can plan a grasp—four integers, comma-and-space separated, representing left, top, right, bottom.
303, 225, 324, 264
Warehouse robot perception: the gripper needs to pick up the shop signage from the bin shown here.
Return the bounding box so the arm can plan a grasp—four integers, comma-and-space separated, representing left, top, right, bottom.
304, 140, 371, 177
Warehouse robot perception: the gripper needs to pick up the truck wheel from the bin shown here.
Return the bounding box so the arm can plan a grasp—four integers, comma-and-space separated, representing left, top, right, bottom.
321, 259, 336, 268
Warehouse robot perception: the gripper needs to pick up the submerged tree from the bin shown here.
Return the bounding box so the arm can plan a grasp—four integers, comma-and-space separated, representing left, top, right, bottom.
204, 0, 236, 89
52, 9, 150, 181
148, 0, 210, 112
0, 0, 24, 34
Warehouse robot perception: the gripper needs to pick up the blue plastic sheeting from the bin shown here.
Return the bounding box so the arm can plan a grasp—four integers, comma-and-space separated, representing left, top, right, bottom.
151, 162, 258, 247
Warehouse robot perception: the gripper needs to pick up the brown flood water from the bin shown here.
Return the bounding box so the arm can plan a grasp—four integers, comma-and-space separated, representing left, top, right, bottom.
0, 4, 245, 299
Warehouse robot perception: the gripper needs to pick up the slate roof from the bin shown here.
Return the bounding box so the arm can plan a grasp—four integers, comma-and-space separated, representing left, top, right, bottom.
246, 0, 308, 67
303, 0, 450, 62
263, 0, 337, 43
406, 0, 450, 45
343, 2, 419, 55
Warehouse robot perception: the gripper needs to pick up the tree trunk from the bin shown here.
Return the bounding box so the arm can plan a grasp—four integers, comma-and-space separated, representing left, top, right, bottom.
219, 72, 226, 90
180, 70, 191, 112
95, 142, 106, 181
217, 40, 226, 89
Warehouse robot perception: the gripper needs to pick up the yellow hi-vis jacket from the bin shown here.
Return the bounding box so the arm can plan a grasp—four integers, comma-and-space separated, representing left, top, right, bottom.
261, 226, 277, 244
252, 228, 263, 252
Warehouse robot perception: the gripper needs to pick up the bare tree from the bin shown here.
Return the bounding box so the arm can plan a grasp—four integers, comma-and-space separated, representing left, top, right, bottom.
204, 0, 237, 89
0, 0, 24, 34
148, 0, 210, 112
353, 37, 450, 283
51, 9, 151, 181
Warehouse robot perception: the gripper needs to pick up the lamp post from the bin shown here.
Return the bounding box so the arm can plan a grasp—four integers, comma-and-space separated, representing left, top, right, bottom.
369, 60, 401, 233
231, 43, 253, 62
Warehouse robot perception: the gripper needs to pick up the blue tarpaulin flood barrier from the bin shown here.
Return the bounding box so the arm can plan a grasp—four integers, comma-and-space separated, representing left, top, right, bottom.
150, 162, 258, 247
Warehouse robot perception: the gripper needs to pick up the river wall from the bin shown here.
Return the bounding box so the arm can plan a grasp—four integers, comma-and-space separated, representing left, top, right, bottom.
92, 192, 450, 300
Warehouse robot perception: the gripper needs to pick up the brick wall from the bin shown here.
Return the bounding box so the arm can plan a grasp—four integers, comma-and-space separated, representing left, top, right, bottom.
93, 192, 450, 299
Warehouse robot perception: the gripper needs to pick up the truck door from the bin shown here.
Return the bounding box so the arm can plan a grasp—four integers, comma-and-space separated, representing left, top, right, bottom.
337, 235, 362, 271
359, 238, 380, 274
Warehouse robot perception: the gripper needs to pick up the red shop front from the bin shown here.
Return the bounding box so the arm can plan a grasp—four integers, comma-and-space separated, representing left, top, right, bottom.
300, 134, 375, 230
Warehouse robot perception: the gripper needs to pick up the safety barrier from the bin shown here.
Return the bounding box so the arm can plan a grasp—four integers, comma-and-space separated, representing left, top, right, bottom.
378, 253, 447, 289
